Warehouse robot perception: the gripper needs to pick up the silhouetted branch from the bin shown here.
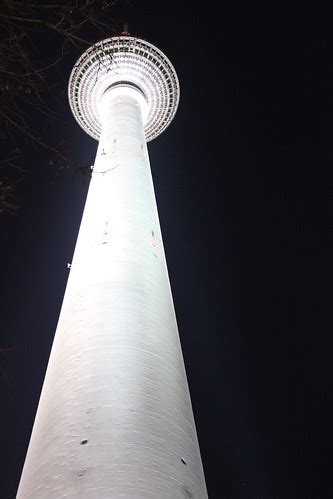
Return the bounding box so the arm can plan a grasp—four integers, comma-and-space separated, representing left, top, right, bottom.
0, 0, 119, 214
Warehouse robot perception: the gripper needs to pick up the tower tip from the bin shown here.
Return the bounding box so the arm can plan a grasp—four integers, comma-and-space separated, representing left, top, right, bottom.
120, 23, 130, 36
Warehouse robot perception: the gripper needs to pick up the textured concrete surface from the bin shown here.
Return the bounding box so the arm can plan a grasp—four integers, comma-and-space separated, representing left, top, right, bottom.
17, 88, 207, 498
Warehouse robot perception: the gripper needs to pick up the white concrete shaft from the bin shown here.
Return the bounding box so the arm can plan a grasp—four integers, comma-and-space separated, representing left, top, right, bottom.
17, 87, 207, 498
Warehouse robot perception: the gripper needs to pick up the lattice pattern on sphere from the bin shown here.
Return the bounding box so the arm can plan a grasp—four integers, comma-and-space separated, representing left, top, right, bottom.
68, 36, 180, 142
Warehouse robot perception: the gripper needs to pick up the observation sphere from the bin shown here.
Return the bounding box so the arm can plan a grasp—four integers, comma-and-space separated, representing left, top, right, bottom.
68, 36, 180, 142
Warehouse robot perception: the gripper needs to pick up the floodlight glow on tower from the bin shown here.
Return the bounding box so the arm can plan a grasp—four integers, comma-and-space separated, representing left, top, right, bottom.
17, 34, 208, 498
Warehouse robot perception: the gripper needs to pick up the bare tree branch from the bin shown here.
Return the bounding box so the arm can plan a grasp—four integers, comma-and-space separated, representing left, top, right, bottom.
0, 0, 119, 214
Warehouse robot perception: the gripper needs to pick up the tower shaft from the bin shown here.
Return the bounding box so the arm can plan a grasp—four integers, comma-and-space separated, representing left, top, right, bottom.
18, 87, 207, 498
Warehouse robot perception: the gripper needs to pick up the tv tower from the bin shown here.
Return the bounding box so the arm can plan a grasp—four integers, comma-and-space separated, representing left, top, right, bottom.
17, 33, 208, 498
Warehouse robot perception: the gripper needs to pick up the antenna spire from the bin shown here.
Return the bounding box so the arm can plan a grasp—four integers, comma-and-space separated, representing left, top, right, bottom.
120, 23, 130, 36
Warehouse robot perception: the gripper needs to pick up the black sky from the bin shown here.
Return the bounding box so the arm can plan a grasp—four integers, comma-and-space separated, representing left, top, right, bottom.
0, 3, 331, 498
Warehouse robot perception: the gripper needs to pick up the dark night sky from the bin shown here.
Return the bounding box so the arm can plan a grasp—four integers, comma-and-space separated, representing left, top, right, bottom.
0, 3, 331, 498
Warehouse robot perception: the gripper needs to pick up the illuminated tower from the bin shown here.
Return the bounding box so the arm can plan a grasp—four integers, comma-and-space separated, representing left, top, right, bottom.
17, 34, 208, 498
